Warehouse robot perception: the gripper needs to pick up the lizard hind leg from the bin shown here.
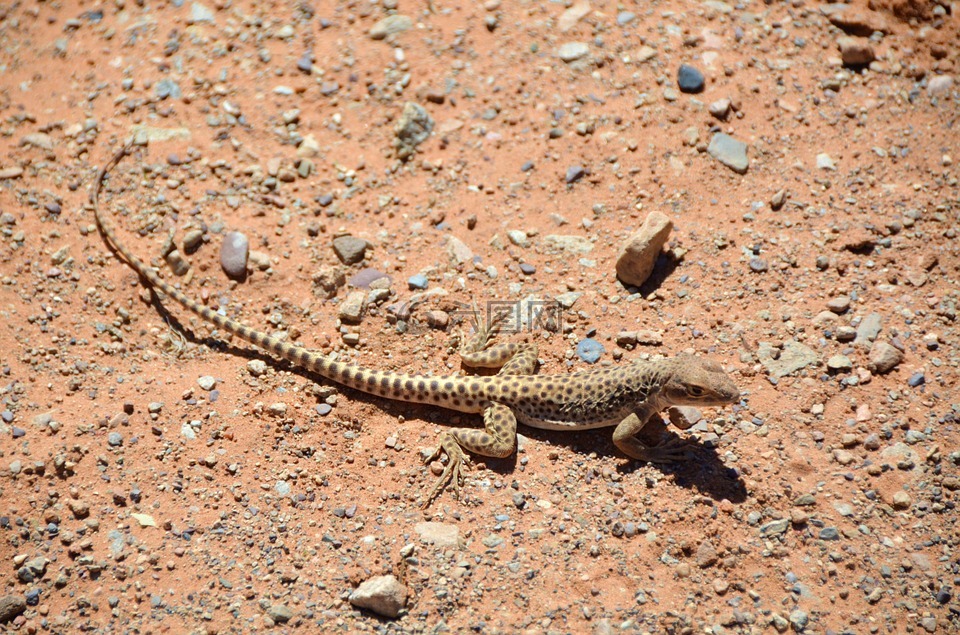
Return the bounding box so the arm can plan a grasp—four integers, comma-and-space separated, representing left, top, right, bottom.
422, 402, 518, 507
458, 304, 512, 356
459, 307, 539, 373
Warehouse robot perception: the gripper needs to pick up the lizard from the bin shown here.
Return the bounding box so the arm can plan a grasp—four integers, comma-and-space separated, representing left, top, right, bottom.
92, 142, 741, 507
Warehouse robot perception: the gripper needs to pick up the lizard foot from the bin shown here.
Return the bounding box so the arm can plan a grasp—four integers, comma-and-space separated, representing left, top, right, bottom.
638, 436, 689, 464
618, 435, 689, 464
421, 433, 470, 508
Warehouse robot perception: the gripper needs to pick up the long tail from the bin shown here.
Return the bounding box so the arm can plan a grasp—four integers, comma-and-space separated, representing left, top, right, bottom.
91, 142, 477, 407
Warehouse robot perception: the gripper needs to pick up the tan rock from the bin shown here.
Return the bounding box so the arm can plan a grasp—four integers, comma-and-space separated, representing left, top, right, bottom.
838, 36, 875, 67
615, 212, 673, 287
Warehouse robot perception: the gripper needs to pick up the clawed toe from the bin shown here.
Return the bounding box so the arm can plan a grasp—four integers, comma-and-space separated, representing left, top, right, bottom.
643, 438, 689, 464
421, 436, 470, 508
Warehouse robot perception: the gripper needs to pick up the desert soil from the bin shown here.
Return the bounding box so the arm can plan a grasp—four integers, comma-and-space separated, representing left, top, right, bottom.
0, 0, 958, 633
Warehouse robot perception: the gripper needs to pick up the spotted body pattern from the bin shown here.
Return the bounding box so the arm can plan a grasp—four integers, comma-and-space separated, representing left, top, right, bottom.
94, 143, 741, 506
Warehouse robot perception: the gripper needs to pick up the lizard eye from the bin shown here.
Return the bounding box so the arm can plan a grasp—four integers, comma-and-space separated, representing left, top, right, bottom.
688, 386, 705, 397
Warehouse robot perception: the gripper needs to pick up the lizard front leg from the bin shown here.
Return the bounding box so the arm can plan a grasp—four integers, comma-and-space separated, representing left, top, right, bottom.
612, 405, 687, 463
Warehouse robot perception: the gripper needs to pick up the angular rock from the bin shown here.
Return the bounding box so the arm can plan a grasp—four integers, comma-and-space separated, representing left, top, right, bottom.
349, 575, 408, 618
339, 291, 367, 324
189, 2, 215, 24
312, 265, 346, 298
668, 406, 702, 430
394, 102, 434, 160
707, 133, 749, 174
696, 540, 718, 568
838, 36, 875, 67
615, 211, 673, 287
0, 595, 26, 623
446, 236, 474, 265
266, 604, 294, 623
867, 341, 903, 374
332, 235, 368, 265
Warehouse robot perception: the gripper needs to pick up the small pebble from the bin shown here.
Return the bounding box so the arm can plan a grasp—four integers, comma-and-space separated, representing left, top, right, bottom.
677, 64, 705, 93
407, 274, 428, 290
565, 165, 585, 183
220, 231, 249, 280
748, 258, 768, 273
576, 338, 605, 364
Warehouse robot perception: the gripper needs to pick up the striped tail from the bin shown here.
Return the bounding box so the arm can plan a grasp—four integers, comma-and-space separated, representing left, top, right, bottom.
91, 143, 488, 411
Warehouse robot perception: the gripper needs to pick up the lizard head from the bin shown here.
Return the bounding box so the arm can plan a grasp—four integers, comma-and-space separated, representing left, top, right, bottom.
662, 355, 740, 407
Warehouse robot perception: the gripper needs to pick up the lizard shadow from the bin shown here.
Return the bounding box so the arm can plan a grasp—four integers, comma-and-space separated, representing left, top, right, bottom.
515, 421, 748, 504
618, 252, 682, 296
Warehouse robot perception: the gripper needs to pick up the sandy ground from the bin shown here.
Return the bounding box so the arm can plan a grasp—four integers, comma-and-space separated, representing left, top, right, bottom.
0, 0, 958, 632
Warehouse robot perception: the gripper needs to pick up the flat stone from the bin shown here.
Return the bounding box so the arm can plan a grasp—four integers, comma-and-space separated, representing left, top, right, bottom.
854, 312, 883, 345
576, 338, 605, 364
827, 354, 853, 372
821, 4, 890, 35
760, 518, 789, 537
696, 541, 718, 568
348, 268, 388, 288
558, 1, 591, 32
415, 521, 461, 548
758, 340, 818, 378
369, 15, 413, 40
349, 575, 408, 618
544, 234, 593, 254
668, 406, 702, 430
220, 231, 249, 280
408, 274, 428, 290
615, 211, 673, 287
707, 133, 749, 174
558, 42, 590, 63
826, 295, 851, 313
